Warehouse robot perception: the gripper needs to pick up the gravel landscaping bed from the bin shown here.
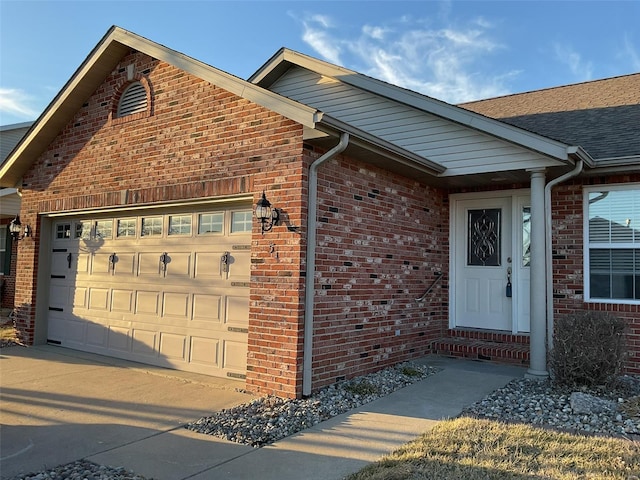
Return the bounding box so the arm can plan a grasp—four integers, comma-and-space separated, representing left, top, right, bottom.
185, 361, 440, 447
462, 375, 640, 438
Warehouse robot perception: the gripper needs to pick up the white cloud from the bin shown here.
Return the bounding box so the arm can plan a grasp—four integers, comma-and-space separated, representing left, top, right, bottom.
296, 13, 513, 103
300, 14, 342, 65
553, 43, 593, 81
362, 25, 389, 40
0, 88, 39, 120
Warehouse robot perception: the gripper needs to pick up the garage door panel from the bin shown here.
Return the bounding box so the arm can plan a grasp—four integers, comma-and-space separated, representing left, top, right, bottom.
65, 319, 87, 345
135, 291, 159, 315
132, 329, 157, 357
192, 294, 222, 322
86, 322, 108, 348
194, 252, 224, 279
162, 292, 189, 318
47, 311, 66, 342
228, 251, 250, 280
88, 288, 110, 310
108, 326, 131, 352
226, 295, 249, 327
159, 332, 186, 360
223, 339, 248, 372
49, 285, 70, 309
51, 252, 71, 277
189, 336, 220, 367
165, 253, 191, 278
76, 253, 90, 274
72, 287, 88, 309
47, 206, 250, 380
92, 253, 114, 275
138, 252, 163, 276
114, 253, 136, 276
111, 289, 134, 313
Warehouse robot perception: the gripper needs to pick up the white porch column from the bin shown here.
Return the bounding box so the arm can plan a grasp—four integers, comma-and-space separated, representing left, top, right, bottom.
527, 168, 549, 379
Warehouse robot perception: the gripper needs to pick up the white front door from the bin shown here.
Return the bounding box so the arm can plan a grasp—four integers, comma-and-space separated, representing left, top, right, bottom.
451, 193, 531, 333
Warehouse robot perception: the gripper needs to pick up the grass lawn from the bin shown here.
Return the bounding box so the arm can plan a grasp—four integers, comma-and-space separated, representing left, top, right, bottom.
346, 417, 640, 480
0, 322, 19, 345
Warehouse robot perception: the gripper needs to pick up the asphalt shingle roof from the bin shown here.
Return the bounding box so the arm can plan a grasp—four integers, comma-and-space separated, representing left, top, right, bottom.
460, 74, 640, 161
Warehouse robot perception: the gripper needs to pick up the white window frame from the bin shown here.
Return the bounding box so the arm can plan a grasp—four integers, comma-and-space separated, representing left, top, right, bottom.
584, 183, 640, 304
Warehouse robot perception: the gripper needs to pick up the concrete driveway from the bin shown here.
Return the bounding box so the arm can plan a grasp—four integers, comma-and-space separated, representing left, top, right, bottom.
0, 345, 255, 479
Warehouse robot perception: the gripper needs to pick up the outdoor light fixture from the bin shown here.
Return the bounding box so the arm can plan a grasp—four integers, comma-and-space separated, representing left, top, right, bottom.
9, 215, 31, 241
254, 191, 280, 235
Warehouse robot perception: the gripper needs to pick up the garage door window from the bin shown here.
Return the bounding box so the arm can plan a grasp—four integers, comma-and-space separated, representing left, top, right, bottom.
198, 213, 223, 234
169, 215, 192, 236
56, 223, 71, 239
117, 218, 137, 238
95, 220, 113, 239
74, 221, 92, 240
142, 217, 163, 237
231, 211, 252, 233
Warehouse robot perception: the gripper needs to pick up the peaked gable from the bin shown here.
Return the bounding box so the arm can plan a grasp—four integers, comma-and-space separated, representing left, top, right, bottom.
0, 27, 319, 188
251, 48, 592, 180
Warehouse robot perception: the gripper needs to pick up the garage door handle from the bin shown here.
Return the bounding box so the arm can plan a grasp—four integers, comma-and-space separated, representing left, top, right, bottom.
160, 252, 168, 276
67, 253, 72, 269
108, 253, 117, 274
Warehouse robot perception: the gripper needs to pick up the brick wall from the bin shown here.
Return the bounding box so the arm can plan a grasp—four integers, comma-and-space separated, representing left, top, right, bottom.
551, 174, 640, 374
13, 50, 307, 397
309, 147, 448, 390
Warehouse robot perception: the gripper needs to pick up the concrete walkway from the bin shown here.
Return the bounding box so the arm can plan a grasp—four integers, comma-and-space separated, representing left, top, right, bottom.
1, 345, 525, 480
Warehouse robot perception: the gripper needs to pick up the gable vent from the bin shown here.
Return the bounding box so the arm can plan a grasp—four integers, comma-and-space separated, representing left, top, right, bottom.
117, 82, 147, 117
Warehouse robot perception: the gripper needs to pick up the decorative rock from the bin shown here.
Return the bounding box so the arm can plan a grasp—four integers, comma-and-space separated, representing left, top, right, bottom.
570, 392, 616, 415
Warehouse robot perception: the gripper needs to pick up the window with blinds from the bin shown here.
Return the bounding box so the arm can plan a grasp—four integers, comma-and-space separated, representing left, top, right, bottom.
586, 186, 640, 302
116, 82, 147, 118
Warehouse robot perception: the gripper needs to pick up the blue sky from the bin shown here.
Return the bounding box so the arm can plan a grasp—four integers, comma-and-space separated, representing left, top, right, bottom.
1, 1, 639, 126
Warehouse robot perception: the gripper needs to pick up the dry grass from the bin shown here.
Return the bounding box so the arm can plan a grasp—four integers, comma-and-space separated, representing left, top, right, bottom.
0, 322, 20, 346
346, 417, 640, 480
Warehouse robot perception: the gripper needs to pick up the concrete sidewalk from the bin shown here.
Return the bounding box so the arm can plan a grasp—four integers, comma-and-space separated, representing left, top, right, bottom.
1, 346, 524, 480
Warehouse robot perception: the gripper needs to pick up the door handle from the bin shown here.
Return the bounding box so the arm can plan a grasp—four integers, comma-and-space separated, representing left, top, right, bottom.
67, 253, 72, 269
506, 266, 512, 297
159, 252, 168, 276
221, 251, 230, 273
108, 253, 117, 273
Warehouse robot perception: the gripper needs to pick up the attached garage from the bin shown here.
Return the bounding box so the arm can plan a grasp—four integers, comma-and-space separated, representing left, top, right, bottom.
45, 202, 252, 380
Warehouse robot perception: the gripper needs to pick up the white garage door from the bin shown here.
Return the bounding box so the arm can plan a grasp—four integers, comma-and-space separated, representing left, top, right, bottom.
47, 205, 252, 379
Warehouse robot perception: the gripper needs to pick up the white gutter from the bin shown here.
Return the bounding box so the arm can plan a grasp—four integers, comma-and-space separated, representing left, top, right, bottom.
303, 132, 349, 396
544, 159, 584, 352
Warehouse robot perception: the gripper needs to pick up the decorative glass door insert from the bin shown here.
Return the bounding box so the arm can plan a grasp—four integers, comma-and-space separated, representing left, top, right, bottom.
468, 208, 501, 266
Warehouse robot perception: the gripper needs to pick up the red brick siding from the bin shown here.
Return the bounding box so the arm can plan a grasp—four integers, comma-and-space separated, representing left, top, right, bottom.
551, 175, 640, 374
14, 51, 307, 398
309, 148, 448, 390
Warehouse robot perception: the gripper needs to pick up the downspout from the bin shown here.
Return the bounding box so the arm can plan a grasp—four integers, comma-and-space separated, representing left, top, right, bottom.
544, 159, 584, 352
303, 132, 349, 396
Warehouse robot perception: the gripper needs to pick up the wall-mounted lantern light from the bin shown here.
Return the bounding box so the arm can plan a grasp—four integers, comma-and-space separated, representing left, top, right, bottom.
9, 215, 31, 241
254, 191, 280, 235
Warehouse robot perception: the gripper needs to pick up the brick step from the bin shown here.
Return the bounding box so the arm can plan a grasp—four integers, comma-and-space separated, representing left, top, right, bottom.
445, 328, 530, 345
432, 336, 530, 365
